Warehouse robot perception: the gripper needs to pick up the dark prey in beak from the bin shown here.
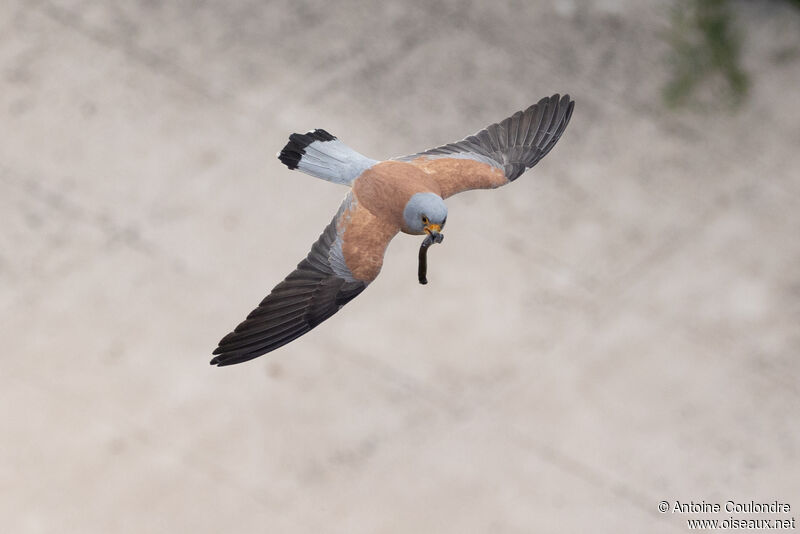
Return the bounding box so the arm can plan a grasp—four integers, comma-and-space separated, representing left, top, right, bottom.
418, 231, 444, 285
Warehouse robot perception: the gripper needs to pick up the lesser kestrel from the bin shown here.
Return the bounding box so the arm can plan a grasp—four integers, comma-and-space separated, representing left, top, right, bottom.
212, 94, 574, 366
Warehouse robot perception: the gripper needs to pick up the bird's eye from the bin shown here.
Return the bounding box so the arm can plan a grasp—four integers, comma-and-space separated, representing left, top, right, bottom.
422, 216, 429, 224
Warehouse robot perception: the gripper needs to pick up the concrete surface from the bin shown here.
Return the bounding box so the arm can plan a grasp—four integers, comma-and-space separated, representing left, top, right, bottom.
2, 0, 799, 532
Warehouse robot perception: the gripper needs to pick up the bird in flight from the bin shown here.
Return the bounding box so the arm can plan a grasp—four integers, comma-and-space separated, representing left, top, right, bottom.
211, 94, 574, 366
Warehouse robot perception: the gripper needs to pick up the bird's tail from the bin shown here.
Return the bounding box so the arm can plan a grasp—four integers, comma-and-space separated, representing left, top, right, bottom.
278, 129, 378, 185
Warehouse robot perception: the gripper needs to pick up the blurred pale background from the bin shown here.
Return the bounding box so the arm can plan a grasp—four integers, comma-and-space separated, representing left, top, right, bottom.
2, 1, 799, 532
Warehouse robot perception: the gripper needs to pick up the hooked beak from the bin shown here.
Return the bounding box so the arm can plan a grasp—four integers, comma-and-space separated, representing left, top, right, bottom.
424, 223, 444, 244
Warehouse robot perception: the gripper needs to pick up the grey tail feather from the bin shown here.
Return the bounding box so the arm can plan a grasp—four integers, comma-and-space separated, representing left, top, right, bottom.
278, 129, 336, 170
277, 129, 378, 185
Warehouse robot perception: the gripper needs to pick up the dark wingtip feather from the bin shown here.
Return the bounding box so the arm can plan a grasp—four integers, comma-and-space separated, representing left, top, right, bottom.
497, 93, 574, 181
210, 204, 370, 367
278, 129, 337, 170
210, 353, 253, 367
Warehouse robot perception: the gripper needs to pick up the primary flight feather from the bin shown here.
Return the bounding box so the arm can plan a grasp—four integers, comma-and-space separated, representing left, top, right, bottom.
211, 94, 575, 366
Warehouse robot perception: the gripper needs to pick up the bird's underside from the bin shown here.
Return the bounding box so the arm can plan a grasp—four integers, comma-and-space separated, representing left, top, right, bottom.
211, 94, 574, 366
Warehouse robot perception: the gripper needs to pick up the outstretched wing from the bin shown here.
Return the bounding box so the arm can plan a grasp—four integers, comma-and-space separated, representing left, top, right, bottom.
395, 94, 574, 198
211, 193, 397, 366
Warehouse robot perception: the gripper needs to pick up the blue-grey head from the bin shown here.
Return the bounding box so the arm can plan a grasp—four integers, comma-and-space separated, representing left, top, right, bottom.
403, 192, 447, 241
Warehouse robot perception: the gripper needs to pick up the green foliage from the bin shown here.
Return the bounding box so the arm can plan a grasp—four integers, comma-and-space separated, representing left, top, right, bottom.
664, 0, 749, 110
